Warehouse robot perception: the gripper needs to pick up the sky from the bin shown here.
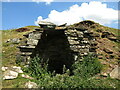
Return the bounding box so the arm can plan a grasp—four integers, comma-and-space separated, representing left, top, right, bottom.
1, 0, 120, 30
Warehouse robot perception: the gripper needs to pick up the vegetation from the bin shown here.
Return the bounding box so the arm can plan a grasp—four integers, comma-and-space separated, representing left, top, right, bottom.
2, 27, 36, 66
72, 54, 102, 78
24, 55, 119, 89
2, 76, 30, 88
2, 21, 119, 88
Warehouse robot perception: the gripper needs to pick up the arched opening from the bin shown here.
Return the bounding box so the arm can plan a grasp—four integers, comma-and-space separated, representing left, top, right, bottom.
32, 30, 74, 74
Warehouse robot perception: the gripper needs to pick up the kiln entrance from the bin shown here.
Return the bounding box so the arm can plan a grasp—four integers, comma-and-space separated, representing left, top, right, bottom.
32, 30, 74, 74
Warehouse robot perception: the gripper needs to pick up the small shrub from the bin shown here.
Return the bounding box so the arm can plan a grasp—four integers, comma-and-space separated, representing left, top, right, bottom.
72, 54, 102, 78
24, 55, 119, 89
28, 55, 50, 79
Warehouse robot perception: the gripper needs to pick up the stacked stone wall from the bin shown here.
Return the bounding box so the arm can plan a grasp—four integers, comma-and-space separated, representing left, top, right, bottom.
17, 26, 98, 73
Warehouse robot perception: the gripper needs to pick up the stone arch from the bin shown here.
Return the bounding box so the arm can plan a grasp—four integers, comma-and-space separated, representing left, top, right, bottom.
31, 30, 74, 74
17, 22, 98, 74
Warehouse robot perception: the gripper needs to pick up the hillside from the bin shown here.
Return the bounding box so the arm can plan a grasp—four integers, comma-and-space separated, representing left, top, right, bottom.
2, 21, 120, 88
70, 20, 119, 73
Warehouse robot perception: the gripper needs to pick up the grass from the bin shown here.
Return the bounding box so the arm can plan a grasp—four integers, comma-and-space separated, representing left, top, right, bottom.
24, 55, 119, 89
1, 22, 120, 88
2, 75, 30, 88
90, 24, 119, 36
73, 54, 102, 78
2, 27, 35, 88
2, 28, 35, 66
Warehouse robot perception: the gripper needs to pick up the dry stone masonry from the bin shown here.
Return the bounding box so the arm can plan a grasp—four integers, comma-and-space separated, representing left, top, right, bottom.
17, 21, 99, 73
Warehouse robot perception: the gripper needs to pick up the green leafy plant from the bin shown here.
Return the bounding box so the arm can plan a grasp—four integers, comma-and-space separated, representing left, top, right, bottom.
24, 55, 119, 89
28, 55, 50, 79
72, 54, 102, 78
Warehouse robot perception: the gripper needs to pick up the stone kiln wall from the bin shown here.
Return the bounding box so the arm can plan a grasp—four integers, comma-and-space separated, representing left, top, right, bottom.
17, 26, 99, 73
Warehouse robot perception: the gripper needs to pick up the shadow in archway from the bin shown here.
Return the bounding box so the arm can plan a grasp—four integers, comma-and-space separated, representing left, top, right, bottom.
32, 30, 74, 74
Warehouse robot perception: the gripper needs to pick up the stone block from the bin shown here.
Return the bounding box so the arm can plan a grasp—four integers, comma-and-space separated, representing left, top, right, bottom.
76, 45, 89, 49
18, 45, 36, 49
3, 70, 18, 80
89, 48, 96, 52
108, 36, 117, 41
90, 41, 98, 46
78, 34, 83, 38
6, 38, 20, 44
110, 66, 120, 80
2, 67, 8, 72
84, 30, 93, 34
90, 33, 100, 37
21, 52, 32, 56
103, 48, 113, 54
70, 46, 79, 52
75, 27, 87, 31
27, 39, 39, 45
70, 37, 78, 40
28, 33, 41, 40
81, 40, 89, 44
68, 40, 79, 45
18, 45, 36, 52
79, 49, 89, 53
76, 31, 83, 35
102, 31, 115, 38
69, 33, 77, 37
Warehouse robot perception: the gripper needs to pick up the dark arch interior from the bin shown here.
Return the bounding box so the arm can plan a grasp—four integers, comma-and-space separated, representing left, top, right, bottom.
32, 30, 74, 74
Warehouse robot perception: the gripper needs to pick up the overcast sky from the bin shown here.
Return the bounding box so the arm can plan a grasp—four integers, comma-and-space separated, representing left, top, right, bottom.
1, 0, 120, 30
